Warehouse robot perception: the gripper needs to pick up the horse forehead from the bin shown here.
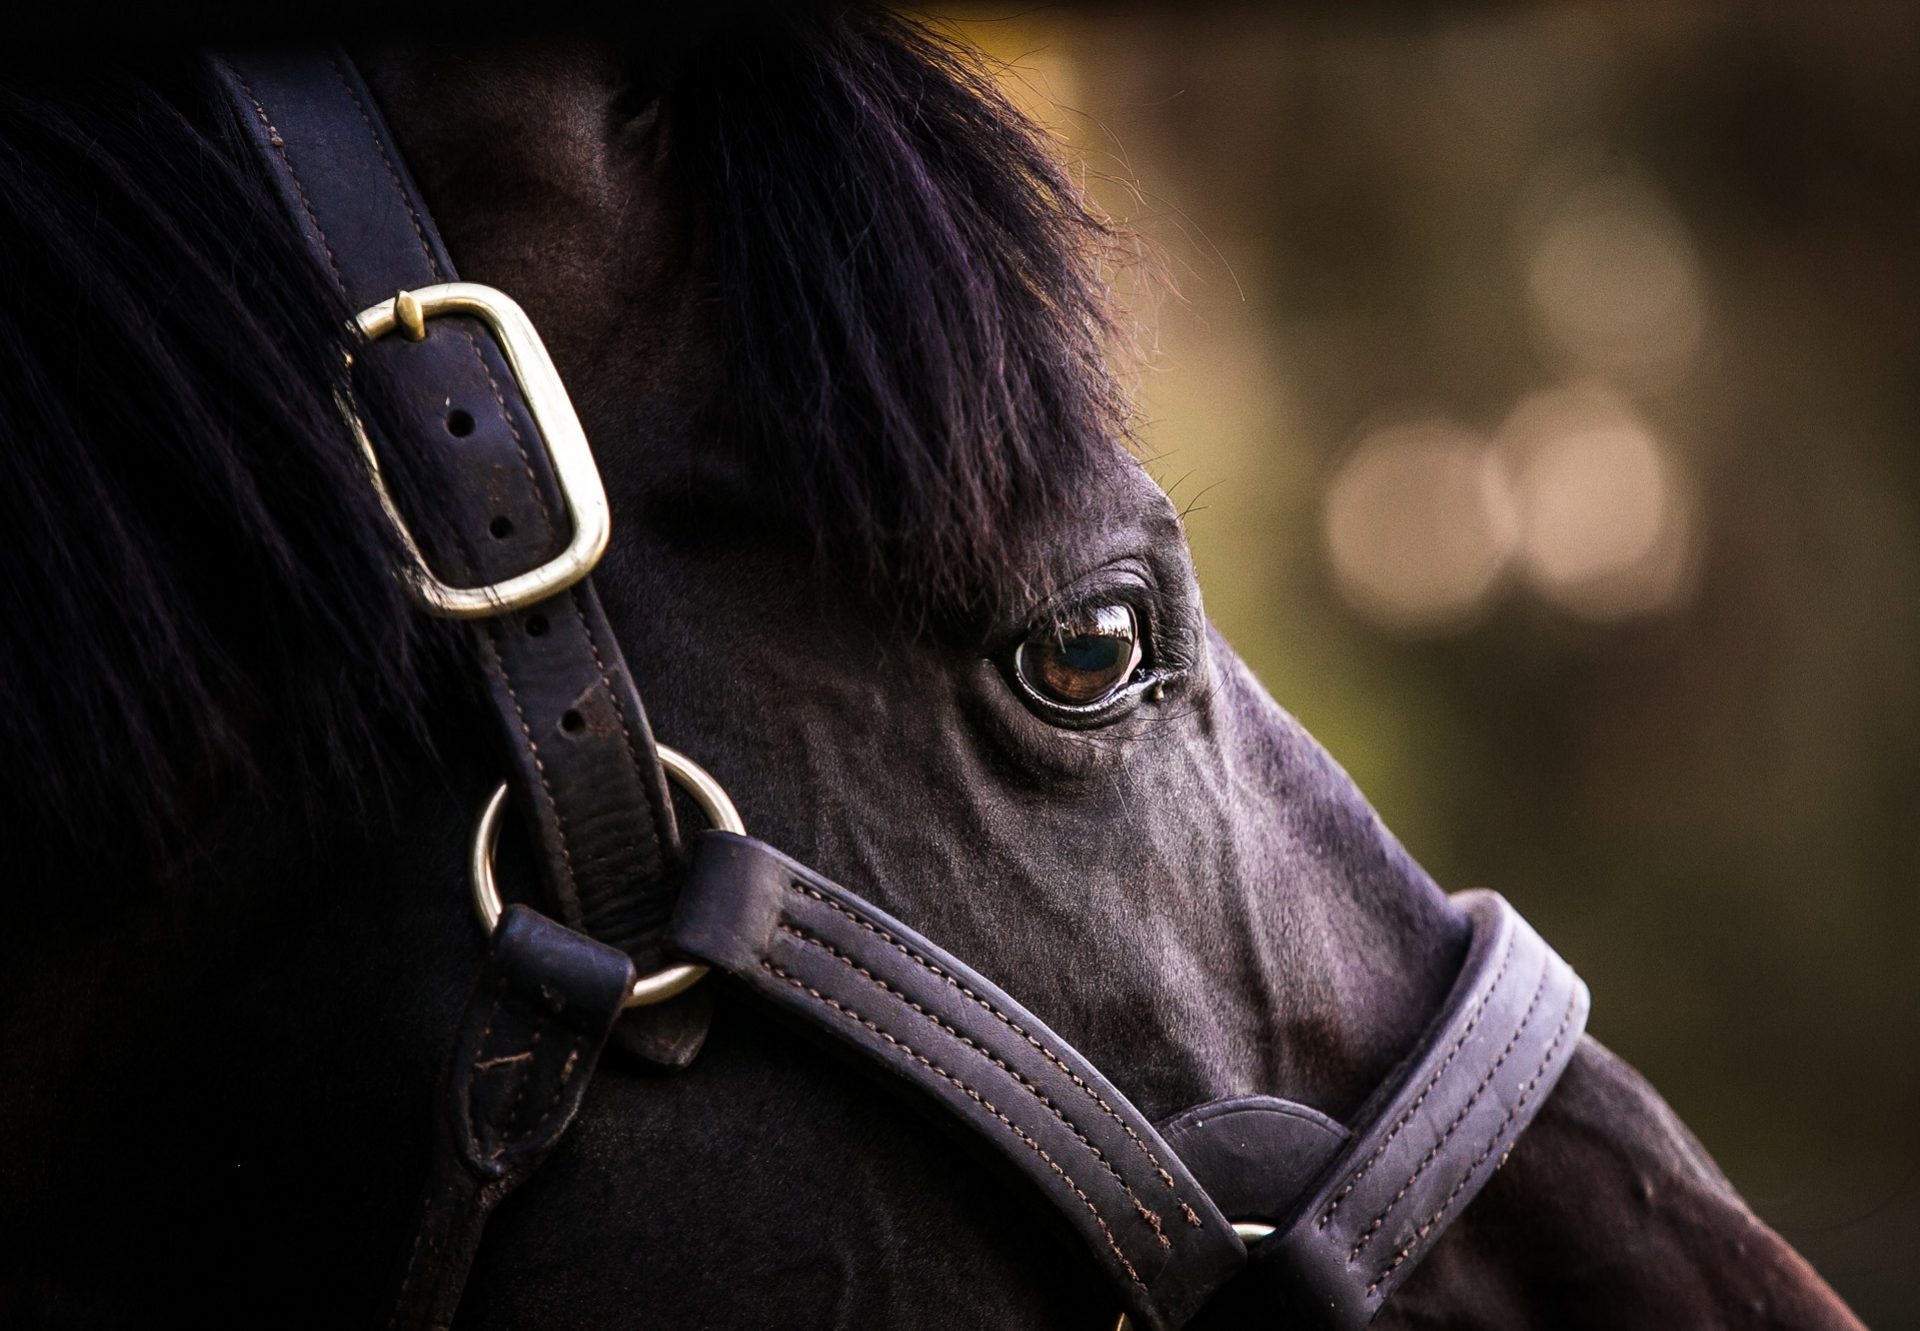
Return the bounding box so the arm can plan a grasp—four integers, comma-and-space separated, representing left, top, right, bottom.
360, 42, 626, 197
362, 42, 699, 389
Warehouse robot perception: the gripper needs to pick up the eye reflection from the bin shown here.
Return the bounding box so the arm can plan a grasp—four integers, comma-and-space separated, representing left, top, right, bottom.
1014, 603, 1144, 708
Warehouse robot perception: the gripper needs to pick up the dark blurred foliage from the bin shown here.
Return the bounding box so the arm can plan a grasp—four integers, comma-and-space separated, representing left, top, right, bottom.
949, 4, 1919, 1322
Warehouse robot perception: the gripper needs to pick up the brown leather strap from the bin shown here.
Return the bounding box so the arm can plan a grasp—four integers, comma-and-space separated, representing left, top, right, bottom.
210, 48, 1593, 1331
384, 906, 635, 1331
1187, 891, 1590, 1330
667, 831, 1248, 1331
212, 49, 709, 1068
1155, 1097, 1351, 1229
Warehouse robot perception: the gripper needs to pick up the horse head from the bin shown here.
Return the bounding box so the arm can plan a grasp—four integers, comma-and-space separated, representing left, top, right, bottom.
0, 12, 1862, 1329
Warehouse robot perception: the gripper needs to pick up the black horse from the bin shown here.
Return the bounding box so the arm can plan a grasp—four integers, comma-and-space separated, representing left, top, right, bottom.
0, 9, 1864, 1329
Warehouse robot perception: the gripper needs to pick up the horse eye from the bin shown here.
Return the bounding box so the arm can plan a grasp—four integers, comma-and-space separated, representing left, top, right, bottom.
1014, 603, 1144, 708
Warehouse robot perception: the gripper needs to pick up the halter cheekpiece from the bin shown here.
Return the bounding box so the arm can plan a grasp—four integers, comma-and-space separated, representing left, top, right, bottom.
211, 50, 1589, 1331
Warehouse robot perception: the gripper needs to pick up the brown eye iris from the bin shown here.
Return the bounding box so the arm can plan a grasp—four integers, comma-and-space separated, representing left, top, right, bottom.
1014, 603, 1143, 708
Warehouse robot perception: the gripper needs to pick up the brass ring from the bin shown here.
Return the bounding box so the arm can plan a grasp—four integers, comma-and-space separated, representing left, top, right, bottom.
469, 744, 743, 1008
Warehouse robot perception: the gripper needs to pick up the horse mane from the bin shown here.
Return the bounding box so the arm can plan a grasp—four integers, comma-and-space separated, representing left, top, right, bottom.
0, 58, 437, 880
0, 10, 1125, 875
662, 5, 1127, 614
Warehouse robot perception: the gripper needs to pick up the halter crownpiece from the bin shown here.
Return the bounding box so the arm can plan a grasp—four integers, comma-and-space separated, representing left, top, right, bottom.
351, 281, 612, 618
213, 48, 1588, 1331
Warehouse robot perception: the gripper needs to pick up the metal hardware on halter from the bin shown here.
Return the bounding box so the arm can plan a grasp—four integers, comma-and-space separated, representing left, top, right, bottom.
1111, 1224, 1276, 1331
350, 282, 611, 618
228, 51, 1593, 1331
391, 287, 427, 341
470, 745, 740, 1009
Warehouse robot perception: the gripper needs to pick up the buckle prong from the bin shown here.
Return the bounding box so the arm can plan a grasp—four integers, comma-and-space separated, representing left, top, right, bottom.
349, 282, 610, 619
392, 288, 427, 341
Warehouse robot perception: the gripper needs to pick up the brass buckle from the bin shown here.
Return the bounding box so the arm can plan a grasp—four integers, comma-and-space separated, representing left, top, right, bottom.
350, 282, 611, 619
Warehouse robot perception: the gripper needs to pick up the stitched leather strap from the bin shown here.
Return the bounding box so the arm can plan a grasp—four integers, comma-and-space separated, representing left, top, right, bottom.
667, 831, 1247, 1331
211, 49, 709, 1068
1191, 890, 1589, 1329
385, 905, 635, 1331
208, 48, 1591, 1331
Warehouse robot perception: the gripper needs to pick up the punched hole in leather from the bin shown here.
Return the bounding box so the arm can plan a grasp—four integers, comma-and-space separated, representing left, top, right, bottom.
213, 49, 709, 1069
211, 47, 1595, 1331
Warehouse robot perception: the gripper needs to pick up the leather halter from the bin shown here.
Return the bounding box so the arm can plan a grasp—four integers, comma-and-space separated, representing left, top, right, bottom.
212, 51, 1590, 1331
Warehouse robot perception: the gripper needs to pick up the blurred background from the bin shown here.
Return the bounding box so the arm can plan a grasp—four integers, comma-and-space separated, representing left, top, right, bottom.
946, 4, 1918, 1322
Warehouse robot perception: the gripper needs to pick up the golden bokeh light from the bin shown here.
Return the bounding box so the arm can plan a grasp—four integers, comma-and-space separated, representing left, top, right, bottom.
1501, 387, 1696, 620
1321, 421, 1517, 635
1523, 163, 1707, 386
946, 10, 1920, 1314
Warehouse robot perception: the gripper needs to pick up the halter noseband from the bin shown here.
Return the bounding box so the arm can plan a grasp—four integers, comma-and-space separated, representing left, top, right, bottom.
212, 51, 1588, 1331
